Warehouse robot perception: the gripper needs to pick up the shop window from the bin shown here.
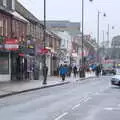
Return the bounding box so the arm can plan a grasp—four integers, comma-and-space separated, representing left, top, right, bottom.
0, 53, 9, 74
0, 19, 3, 36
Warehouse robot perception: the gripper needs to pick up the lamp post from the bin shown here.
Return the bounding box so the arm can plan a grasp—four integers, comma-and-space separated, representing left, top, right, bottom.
81, 0, 85, 77
107, 24, 110, 48
80, 0, 93, 78
42, 0, 48, 85
97, 11, 100, 63
102, 30, 105, 59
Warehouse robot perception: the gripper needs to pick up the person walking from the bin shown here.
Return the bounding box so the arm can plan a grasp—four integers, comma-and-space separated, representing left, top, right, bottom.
73, 65, 77, 77
68, 64, 72, 77
43, 65, 48, 84
95, 64, 101, 77
59, 65, 67, 81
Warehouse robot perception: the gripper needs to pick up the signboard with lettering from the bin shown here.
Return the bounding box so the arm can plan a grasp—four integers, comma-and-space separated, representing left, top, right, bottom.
39, 48, 49, 54
4, 38, 19, 51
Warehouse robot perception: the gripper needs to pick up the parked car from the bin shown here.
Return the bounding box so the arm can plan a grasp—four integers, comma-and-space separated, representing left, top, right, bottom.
102, 64, 116, 75
111, 75, 120, 86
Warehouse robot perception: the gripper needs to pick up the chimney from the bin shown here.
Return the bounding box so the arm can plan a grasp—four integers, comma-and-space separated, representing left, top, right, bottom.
4, 0, 15, 10
11, 0, 15, 10
3, 0, 7, 7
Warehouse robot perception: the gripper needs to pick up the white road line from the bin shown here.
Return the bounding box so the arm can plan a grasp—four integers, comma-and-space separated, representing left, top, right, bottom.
55, 112, 68, 120
72, 104, 81, 110
83, 97, 91, 102
104, 107, 113, 111
104, 107, 120, 111
72, 97, 92, 110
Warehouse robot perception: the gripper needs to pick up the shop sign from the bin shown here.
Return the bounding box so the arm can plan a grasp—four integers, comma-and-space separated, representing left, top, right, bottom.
40, 48, 49, 54
4, 38, 19, 51
5, 38, 18, 44
19, 53, 25, 57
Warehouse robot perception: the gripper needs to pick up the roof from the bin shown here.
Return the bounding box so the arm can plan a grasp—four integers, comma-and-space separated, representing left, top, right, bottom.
0, 5, 12, 16
15, 1, 41, 24
11, 11, 29, 23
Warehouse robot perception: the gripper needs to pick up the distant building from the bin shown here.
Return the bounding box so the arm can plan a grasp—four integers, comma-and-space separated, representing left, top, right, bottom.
111, 35, 120, 48
45, 20, 80, 36
45, 20, 97, 65
111, 35, 120, 59
54, 31, 72, 65
45, 20, 81, 65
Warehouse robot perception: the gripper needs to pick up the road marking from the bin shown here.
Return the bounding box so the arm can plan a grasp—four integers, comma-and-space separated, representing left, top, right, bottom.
104, 107, 113, 111
55, 112, 68, 120
104, 107, 120, 111
83, 97, 91, 102
72, 97, 92, 110
72, 104, 81, 110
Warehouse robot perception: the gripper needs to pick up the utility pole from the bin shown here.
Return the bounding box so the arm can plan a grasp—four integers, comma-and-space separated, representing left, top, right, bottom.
97, 11, 100, 63
102, 30, 105, 57
42, 0, 48, 85
81, 0, 85, 77
107, 24, 110, 48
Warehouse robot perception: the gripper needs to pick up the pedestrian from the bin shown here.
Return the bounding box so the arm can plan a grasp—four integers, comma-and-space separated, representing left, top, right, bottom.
43, 64, 48, 84
68, 64, 72, 77
59, 65, 67, 81
95, 64, 101, 77
73, 65, 77, 77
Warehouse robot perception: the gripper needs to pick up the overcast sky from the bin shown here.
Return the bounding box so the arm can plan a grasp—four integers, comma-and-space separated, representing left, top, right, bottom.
18, 0, 120, 43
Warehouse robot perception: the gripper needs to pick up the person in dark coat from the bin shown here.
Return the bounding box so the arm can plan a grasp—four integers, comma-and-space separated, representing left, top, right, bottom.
95, 64, 101, 77
43, 65, 48, 84
68, 64, 72, 77
73, 66, 77, 77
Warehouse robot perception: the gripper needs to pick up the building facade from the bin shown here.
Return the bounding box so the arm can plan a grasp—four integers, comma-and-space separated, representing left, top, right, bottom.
0, 0, 62, 81
0, 0, 28, 81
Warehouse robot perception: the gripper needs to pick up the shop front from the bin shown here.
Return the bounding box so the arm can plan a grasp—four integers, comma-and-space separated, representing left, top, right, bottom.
0, 51, 10, 81
0, 37, 19, 81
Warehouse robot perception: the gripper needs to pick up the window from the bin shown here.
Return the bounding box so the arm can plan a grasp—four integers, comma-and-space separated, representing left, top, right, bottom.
0, 1, 3, 5
3, 0, 7, 7
0, 16, 3, 36
0, 53, 9, 74
7, 0, 12, 9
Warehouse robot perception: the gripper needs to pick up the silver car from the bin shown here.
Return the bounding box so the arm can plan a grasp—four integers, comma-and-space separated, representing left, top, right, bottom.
111, 75, 120, 86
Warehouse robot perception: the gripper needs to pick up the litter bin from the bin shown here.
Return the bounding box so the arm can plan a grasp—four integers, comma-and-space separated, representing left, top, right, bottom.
79, 68, 85, 78
33, 68, 40, 80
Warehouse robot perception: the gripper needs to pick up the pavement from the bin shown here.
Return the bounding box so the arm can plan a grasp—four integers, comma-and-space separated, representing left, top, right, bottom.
0, 72, 95, 98
0, 75, 114, 120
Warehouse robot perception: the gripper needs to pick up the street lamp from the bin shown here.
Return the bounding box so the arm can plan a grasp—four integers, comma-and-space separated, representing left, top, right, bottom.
42, 0, 48, 85
107, 24, 110, 48
80, 0, 94, 78
97, 11, 100, 63
96, 11, 107, 63
81, 0, 85, 77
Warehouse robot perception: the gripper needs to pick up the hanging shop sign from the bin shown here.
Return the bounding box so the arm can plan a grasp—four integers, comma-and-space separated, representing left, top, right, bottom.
4, 38, 19, 51
18, 53, 25, 57
39, 48, 49, 54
